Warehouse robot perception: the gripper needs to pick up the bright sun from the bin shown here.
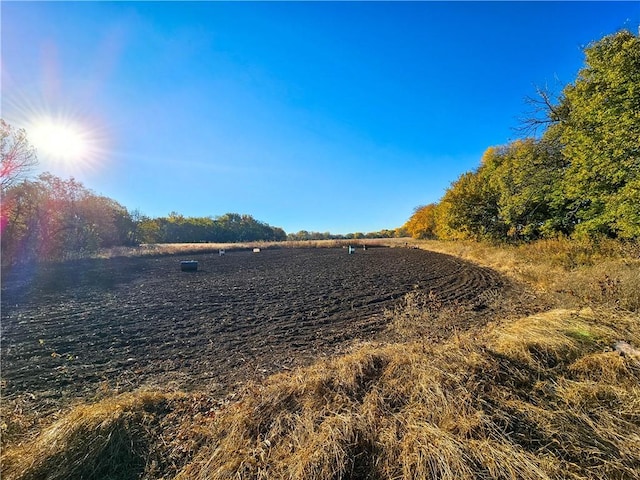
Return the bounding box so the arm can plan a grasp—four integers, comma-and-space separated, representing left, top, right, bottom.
30, 119, 89, 162
26, 115, 106, 175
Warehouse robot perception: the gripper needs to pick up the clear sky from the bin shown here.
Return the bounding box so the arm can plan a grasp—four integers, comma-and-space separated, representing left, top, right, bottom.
2, 1, 639, 235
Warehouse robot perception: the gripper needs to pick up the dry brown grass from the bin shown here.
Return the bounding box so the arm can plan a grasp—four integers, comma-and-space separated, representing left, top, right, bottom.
0, 390, 229, 480
1, 391, 168, 480
3, 238, 640, 479
410, 237, 640, 312
383, 290, 468, 341
173, 307, 639, 480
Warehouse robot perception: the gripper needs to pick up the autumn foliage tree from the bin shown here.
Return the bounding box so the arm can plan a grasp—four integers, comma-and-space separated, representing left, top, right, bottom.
1, 173, 136, 264
403, 204, 437, 239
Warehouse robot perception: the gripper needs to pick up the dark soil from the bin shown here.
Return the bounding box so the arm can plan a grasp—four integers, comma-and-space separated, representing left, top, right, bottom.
1, 247, 507, 408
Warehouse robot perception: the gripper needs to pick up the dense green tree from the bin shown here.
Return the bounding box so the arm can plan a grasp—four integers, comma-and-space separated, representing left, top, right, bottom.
481, 136, 569, 240
558, 30, 640, 238
138, 212, 286, 244
135, 215, 162, 243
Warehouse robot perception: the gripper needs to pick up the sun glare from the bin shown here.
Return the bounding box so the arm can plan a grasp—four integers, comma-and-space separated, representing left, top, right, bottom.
31, 120, 88, 160
26, 115, 107, 175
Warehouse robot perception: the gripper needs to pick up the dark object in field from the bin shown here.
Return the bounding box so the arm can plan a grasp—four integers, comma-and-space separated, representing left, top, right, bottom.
180, 260, 198, 272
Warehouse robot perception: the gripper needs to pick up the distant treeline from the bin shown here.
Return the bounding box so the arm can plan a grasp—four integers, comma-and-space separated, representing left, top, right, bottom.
136, 212, 287, 244
286, 229, 401, 241
132, 216, 404, 244
404, 30, 639, 242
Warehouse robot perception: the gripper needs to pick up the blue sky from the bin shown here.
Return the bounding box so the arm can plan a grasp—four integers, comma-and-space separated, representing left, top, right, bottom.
2, 2, 639, 234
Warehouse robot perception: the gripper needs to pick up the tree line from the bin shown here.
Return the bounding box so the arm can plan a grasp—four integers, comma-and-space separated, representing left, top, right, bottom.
286, 229, 401, 241
0, 174, 288, 265
136, 212, 286, 244
1, 172, 137, 264
404, 30, 639, 242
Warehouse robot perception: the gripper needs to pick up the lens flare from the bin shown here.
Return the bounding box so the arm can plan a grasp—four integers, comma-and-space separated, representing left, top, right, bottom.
25, 113, 109, 176
30, 119, 88, 160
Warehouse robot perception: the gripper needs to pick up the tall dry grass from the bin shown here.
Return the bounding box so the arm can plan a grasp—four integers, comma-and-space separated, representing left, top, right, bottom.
172, 307, 639, 480
1, 392, 167, 480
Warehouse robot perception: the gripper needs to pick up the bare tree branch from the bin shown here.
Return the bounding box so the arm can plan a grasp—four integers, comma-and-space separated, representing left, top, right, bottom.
1, 119, 38, 191
516, 83, 568, 137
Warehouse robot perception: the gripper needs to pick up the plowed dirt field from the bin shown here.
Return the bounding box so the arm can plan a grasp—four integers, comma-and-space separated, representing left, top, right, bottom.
1, 247, 505, 406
